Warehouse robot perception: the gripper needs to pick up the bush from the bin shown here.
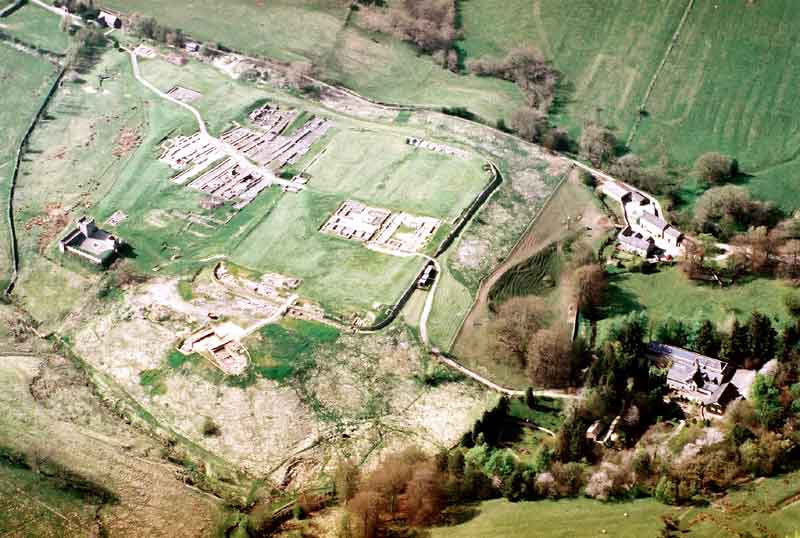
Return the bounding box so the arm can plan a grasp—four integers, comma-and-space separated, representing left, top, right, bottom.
654, 475, 677, 505
785, 292, 800, 317
201, 417, 220, 436
694, 152, 738, 184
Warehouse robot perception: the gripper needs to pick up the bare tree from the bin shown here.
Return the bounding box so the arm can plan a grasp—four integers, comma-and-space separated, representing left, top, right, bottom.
404, 461, 446, 526
573, 264, 608, 314
508, 107, 548, 142
526, 323, 580, 388
347, 490, 383, 538
488, 296, 549, 368
579, 123, 617, 166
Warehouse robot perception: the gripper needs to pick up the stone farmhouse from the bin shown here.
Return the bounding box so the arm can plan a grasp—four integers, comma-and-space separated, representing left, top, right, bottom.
648, 342, 741, 414
58, 217, 122, 266
637, 212, 683, 249
599, 180, 685, 257
617, 227, 654, 258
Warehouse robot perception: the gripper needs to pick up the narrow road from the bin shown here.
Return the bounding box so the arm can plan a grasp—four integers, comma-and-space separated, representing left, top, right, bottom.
417, 254, 439, 348
29, 0, 84, 26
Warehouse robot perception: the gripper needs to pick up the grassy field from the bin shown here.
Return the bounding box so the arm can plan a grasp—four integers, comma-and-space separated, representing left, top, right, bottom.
459, 0, 800, 213
101, 0, 349, 63
0, 460, 101, 538
1, 3, 71, 53
632, 0, 800, 213
15, 47, 490, 320
0, 46, 60, 289
322, 22, 526, 121
304, 129, 488, 220
598, 267, 794, 340
459, 0, 689, 141
432, 469, 800, 538
97, 0, 526, 122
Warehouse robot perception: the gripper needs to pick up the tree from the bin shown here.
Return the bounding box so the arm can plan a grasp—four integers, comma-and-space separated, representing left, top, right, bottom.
747, 311, 778, 367
654, 475, 677, 505
447, 450, 465, 477
579, 123, 617, 166
488, 296, 548, 368
573, 264, 608, 316
655, 317, 691, 348
750, 374, 783, 429
732, 226, 777, 275
542, 127, 570, 151
691, 319, 721, 358
347, 490, 383, 538
609, 154, 642, 184
526, 324, 581, 388
507, 106, 548, 142
334, 459, 361, 504
404, 462, 446, 526
720, 319, 750, 367
525, 387, 536, 409
694, 152, 737, 184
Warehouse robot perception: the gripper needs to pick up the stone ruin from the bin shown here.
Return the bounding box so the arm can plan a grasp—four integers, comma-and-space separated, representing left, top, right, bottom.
406, 136, 468, 159
321, 200, 440, 254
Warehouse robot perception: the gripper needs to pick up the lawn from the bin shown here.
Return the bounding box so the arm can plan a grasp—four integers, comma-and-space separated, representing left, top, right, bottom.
1, 3, 71, 53
432, 469, 800, 538
0, 46, 60, 289
598, 266, 794, 340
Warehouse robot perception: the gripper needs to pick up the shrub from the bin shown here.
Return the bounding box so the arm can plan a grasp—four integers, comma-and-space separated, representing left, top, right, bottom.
654, 475, 677, 505
694, 152, 738, 184
201, 417, 220, 436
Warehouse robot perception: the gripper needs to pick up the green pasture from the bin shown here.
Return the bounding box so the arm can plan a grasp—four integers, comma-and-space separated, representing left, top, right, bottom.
634, 0, 800, 213
137, 56, 265, 134
100, 0, 349, 63
322, 22, 526, 122
0, 47, 59, 289
426, 259, 473, 350
228, 188, 424, 316
459, 0, 689, 141
432, 468, 800, 538
1, 3, 71, 53
598, 267, 794, 341
245, 319, 340, 382
304, 129, 488, 220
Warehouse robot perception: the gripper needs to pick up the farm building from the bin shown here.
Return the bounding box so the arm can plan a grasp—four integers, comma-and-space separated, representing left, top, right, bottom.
599, 181, 630, 203
638, 212, 683, 248
58, 217, 122, 266
648, 343, 740, 414
617, 227, 654, 258
97, 9, 122, 29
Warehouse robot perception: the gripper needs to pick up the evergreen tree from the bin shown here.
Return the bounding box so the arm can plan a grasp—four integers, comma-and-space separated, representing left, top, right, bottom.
721, 319, 749, 367
525, 387, 536, 409
748, 312, 777, 366
691, 319, 721, 357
